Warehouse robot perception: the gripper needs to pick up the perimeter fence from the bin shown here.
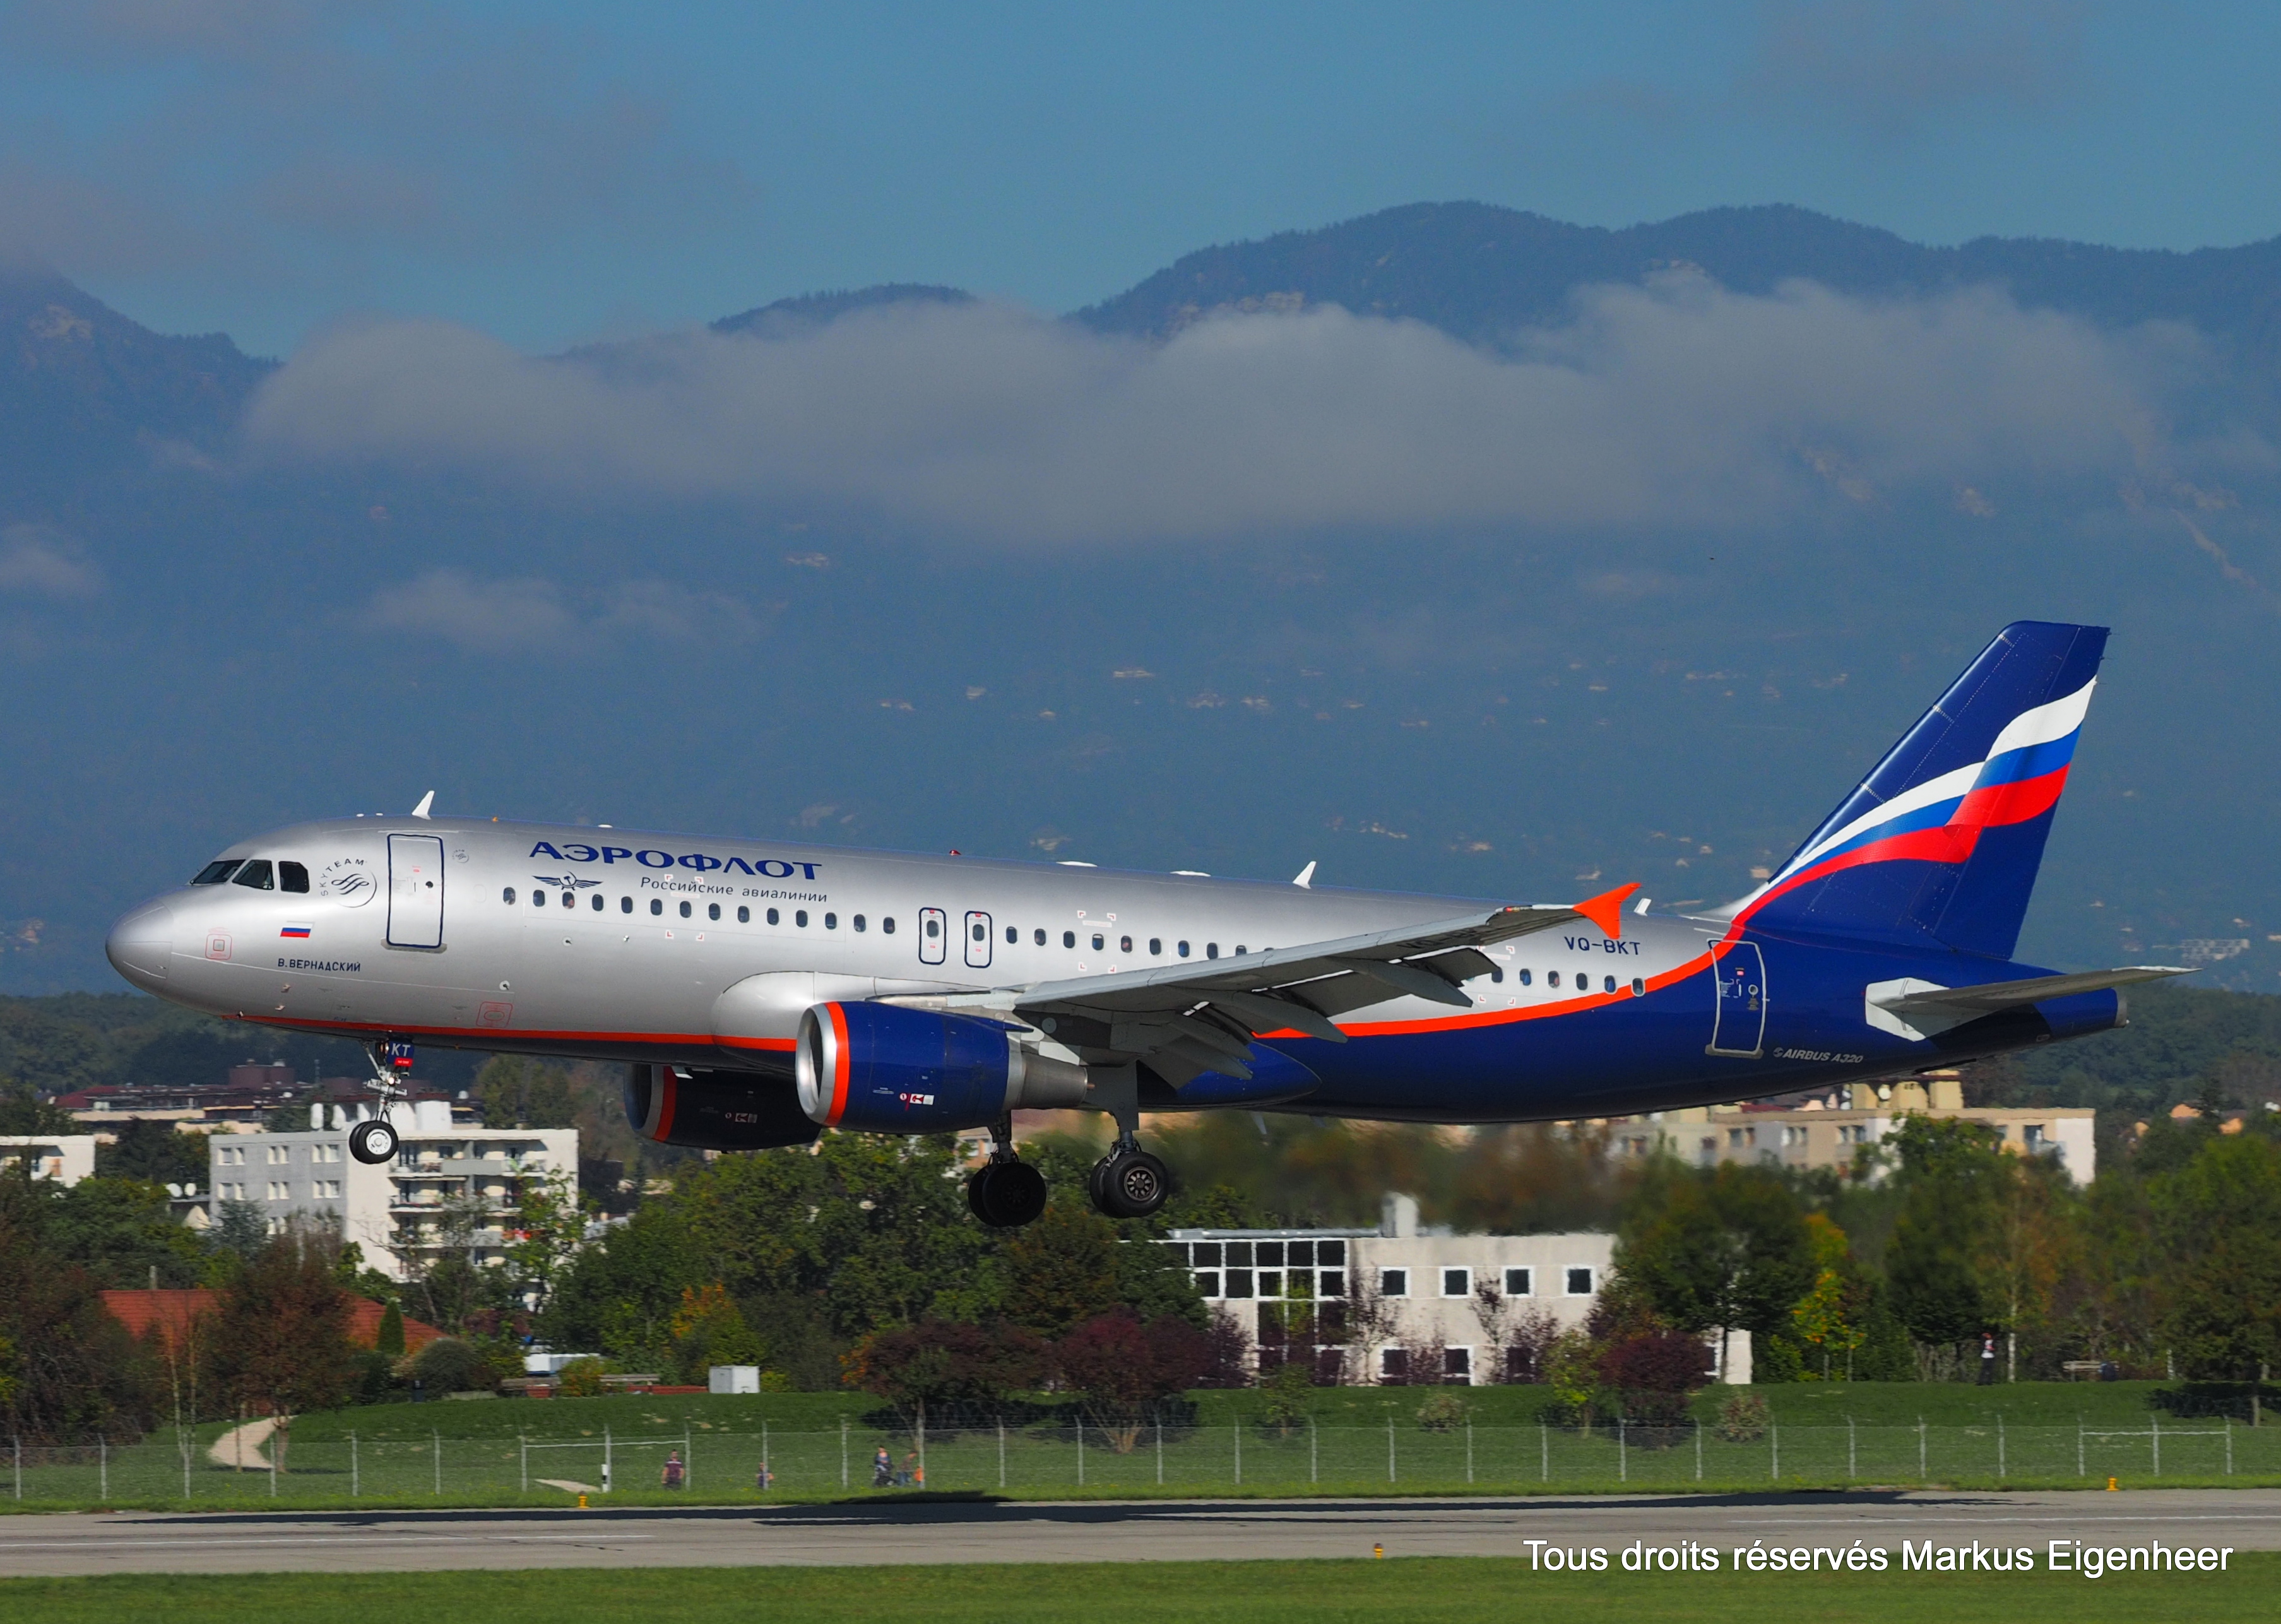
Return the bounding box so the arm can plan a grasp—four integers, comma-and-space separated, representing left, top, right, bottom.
7, 1414, 2277, 1506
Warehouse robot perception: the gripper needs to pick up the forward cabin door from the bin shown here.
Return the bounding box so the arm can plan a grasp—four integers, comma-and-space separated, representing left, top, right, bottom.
1707, 940, 1766, 1057
386, 833, 446, 949
918, 906, 947, 966
964, 910, 993, 970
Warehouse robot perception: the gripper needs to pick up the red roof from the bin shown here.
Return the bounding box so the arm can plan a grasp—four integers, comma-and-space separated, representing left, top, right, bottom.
100, 1289, 443, 1353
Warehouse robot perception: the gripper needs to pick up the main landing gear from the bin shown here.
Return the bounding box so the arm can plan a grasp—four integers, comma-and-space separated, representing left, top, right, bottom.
967, 1117, 1048, 1228
1089, 1139, 1171, 1220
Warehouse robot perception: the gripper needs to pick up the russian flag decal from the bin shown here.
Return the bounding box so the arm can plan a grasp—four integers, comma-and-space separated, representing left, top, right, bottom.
280, 923, 313, 939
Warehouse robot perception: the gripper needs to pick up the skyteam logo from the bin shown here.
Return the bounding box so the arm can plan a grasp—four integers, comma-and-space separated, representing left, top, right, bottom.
1739, 678, 2095, 920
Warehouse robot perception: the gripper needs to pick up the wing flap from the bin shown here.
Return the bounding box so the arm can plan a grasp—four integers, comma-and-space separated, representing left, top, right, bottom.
1875, 965, 2191, 1016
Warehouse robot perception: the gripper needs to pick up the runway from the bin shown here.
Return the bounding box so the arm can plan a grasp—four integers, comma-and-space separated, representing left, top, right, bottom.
5, 1490, 2279, 1576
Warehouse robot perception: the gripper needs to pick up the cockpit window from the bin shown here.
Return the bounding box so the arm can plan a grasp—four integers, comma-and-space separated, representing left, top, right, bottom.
278, 861, 310, 893
231, 859, 276, 890
191, 860, 242, 885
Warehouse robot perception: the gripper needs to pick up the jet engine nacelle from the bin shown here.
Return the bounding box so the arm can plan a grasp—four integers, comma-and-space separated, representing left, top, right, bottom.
624, 1064, 823, 1151
795, 1001, 1090, 1132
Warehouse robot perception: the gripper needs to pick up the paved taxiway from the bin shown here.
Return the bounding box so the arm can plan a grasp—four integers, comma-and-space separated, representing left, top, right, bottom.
5, 1490, 2279, 1576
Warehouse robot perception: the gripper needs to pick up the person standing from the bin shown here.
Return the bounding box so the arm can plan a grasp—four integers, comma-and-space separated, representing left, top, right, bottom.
872, 1446, 892, 1488
662, 1450, 686, 1489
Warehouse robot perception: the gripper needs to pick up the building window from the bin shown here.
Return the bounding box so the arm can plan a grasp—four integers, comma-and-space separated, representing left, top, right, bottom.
1379, 1268, 1409, 1298
1565, 1265, 1595, 1296
1257, 1270, 1281, 1297
1195, 1271, 1221, 1297
1192, 1242, 1223, 1266
1380, 1348, 1410, 1382
1319, 1269, 1347, 1297
1224, 1269, 1254, 1300
1443, 1347, 1472, 1384
1441, 1267, 1471, 1298
1504, 1266, 1532, 1296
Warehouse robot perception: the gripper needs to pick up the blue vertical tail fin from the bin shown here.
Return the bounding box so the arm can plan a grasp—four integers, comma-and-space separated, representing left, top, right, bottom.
1724, 622, 2107, 959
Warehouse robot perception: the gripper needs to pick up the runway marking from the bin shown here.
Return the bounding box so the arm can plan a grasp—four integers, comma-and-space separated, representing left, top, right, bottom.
0, 1534, 660, 1552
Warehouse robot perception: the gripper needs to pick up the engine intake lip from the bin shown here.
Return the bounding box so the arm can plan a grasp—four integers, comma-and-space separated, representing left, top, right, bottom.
795, 1004, 850, 1125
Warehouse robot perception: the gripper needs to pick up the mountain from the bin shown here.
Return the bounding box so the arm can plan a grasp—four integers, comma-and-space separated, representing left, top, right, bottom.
713, 283, 973, 337
1075, 201, 2281, 369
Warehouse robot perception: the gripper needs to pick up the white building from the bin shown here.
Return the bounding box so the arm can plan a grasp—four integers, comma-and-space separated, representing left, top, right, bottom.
1163, 1194, 1751, 1386
0, 1133, 98, 1185
209, 1101, 576, 1281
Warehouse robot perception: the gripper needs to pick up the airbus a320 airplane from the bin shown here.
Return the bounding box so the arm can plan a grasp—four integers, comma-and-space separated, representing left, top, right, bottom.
108, 621, 2180, 1227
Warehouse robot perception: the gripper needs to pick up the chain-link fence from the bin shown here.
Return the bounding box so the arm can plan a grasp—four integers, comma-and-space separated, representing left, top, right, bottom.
6, 1414, 2275, 1507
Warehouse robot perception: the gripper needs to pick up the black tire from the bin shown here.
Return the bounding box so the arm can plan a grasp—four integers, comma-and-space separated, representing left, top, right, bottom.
969, 1161, 1048, 1228
1093, 1149, 1170, 1219
348, 1118, 398, 1165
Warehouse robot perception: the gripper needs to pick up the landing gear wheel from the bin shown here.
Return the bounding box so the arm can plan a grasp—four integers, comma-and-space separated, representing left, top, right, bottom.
348, 1118, 398, 1165
1090, 1149, 1170, 1219
968, 1160, 1048, 1228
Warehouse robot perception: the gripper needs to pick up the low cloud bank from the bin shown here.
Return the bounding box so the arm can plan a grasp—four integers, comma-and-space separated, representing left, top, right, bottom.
249, 277, 2235, 543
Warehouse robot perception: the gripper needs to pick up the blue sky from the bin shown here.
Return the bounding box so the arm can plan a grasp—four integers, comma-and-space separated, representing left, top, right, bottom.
4, 1, 2280, 353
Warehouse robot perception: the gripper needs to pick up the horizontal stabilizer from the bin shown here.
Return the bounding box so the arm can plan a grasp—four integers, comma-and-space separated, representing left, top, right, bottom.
1866, 965, 2189, 1041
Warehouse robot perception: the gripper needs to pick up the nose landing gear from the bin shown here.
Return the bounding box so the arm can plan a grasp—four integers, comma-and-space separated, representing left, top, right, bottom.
347, 1037, 415, 1165
348, 1118, 398, 1165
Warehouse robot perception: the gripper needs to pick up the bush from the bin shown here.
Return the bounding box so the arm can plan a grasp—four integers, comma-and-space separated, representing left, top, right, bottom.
405, 1336, 498, 1395
556, 1356, 607, 1397
1716, 1390, 1769, 1442
1415, 1390, 1469, 1431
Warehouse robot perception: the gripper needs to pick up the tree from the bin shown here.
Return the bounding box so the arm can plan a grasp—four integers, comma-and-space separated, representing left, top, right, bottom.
40, 1177, 208, 1287
0, 1079, 81, 1135
1787, 1213, 1869, 1382
1339, 1264, 1401, 1387
206, 1220, 357, 1467
843, 1318, 1048, 1423
1054, 1310, 1211, 1450
668, 1283, 767, 1382
503, 1166, 587, 1313
2151, 1133, 2281, 1380
0, 1176, 159, 1443
1883, 1117, 2008, 1375
375, 1301, 406, 1359
475, 1054, 583, 1129
1617, 1162, 1814, 1379
96, 1120, 210, 1187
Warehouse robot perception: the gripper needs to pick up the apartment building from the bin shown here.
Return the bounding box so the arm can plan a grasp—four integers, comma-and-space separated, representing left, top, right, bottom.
208, 1101, 575, 1281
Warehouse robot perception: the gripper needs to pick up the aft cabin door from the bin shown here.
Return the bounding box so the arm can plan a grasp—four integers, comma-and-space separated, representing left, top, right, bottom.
387, 833, 446, 949
964, 911, 993, 970
1708, 940, 1766, 1057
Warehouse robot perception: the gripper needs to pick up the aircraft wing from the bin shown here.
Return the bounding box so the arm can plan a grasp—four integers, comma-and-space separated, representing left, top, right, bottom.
1004, 883, 1638, 1085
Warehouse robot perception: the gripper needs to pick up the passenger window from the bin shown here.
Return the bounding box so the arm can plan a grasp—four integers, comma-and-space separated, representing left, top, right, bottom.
824, 913, 837, 929
1518, 968, 1532, 986
1235, 945, 1247, 956
591, 894, 603, 911
796, 910, 809, 927
561, 889, 574, 908
678, 901, 692, 918
1548, 970, 1560, 988
855, 915, 867, 932
738, 906, 750, 923
650, 899, 663, 916
621, 896, 632, 914
926, 917, 940, 939
531, 891, 545, 907
1604, 975, 1616, 993
1149, 939, 1161, 955
1206, 943, 1218, 959
1490, 968, 1503, 983
1091, 933, 1104, 951
708, 903, 720, 922
767, 908, 779, 925
502, 887, 517, 904
232, 859, 275, 890
1005, 925, 1017, 944
191, 860, 242, 885
1063, 930, 1076, 949
278, 861, 310, 893
1034, 928, 1046, 945
1178, 940, 1190, 957
1120, 936, 1132, 954
882, 916, 896, 934
1631, 977, 1645, 996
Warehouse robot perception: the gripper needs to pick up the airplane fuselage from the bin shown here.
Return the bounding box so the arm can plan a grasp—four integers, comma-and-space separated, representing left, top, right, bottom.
105, 814, 2123, 1123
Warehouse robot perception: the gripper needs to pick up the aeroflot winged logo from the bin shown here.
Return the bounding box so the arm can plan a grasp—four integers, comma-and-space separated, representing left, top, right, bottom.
530, 841, 823, 880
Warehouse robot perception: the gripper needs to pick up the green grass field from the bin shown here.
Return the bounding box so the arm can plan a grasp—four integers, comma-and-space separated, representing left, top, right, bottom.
10, 1382, 2270, 1513
3, 1556, 2270, 1624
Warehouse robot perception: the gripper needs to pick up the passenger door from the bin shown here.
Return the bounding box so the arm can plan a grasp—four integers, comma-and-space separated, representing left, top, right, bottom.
964, 910, 993, 970
1707, 940, 1767, 1057
918, 906, 947, 966
386, 833, 446, 949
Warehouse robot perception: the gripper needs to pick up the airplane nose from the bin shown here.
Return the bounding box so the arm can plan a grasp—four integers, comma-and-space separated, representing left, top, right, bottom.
106, 899, 175, 987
